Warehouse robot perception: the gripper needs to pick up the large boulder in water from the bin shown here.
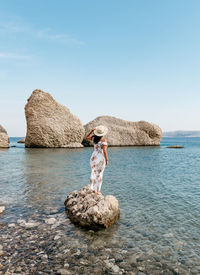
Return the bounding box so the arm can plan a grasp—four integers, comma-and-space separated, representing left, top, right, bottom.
64, 186, 120, 229
83, 116, 162, 146
0, 125, 9, 148
25, 89, 85, 148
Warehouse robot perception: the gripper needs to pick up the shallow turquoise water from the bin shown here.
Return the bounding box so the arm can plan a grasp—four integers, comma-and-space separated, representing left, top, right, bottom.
0, 137, 200, 274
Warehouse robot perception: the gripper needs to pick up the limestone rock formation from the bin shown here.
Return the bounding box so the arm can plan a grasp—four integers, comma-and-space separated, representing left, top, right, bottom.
64, 185, 120, 229
0, 125, 9, 148
25, 90, 85, 148
17, 137, 25, 143
83, 116, 162, 146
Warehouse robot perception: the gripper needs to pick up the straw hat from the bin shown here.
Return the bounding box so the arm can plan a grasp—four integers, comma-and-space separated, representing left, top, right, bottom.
93, 125, 108, 136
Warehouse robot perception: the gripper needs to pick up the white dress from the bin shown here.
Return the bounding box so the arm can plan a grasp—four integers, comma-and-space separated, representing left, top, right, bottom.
90, 140, 108, 192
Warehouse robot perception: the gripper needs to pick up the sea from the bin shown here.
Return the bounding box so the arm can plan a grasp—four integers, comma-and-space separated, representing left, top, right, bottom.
0, 137, 200, 274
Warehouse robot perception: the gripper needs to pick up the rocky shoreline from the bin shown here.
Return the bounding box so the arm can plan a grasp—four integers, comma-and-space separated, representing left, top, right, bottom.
0, 211, 193, 275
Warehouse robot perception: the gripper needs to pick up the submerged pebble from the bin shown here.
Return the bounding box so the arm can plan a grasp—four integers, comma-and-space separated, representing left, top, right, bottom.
45, 217, 57, 225
0, 206, 5, 214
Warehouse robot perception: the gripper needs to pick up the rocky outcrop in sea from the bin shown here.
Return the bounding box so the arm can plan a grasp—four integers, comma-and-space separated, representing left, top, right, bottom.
25, 90, 85, 148
64, 185, 120, 229
0, 125, 9, 148
17, 137, 25, 143
83, 116, 162, 146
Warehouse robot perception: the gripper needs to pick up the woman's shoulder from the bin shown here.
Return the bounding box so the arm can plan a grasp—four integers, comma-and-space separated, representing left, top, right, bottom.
100, 138, 108, 145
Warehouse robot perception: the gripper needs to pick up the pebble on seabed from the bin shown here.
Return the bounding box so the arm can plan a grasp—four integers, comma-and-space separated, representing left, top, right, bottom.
0, 206, 5, 214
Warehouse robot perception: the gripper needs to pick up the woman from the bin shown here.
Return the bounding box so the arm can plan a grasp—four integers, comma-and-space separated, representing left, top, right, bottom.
86, 125, 109, 194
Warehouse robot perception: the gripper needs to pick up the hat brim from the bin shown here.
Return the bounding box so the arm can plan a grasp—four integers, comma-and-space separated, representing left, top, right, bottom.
93, 128, 108, 137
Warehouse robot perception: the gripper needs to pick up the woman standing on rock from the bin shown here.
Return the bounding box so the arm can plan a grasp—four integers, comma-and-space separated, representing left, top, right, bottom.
86, 125, 109, 194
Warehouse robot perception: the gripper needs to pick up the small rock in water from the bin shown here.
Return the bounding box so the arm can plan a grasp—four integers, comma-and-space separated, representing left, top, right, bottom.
42, 254, 48, 259
128, 254, 140, 265
138, 266, 145, 271
0, 206, 5, 213
17, 138, 25, 143
45, 217, 57, 224
167, 145, 184, 148
57, 269, 71, 275
54, 235, 61, 240
104, 260, 120, 273
163, 233, 174, 238
147, 249, 154, 256
173, 238, 183, 247
0, 251, 5, 256
23, 221, 40, 228
8, 223, 15, 228
17, 219, 26, 225
64, 185, 120, 229
73, 249, 81, 256
16, 266, 22, 272
44, 207, 60, 215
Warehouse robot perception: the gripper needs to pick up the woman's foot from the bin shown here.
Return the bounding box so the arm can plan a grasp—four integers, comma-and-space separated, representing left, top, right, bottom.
97, 191, 101, 195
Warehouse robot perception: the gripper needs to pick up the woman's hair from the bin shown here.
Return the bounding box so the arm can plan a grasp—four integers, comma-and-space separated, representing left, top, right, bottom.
92, 135, 102, 144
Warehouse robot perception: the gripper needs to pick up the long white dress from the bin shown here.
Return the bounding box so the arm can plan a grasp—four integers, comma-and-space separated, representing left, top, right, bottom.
90, 140, 107, 192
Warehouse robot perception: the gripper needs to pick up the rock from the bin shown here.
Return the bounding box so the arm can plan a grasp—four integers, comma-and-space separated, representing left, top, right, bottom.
22, 221, 40, 228
17, 219, 26, 225
25, 89, 85, 148
83, 116, 162, 146
0, 125, 9, 148
54, 235, 61, 240
167, 146, 184, 148
16, 219, 40, 228
147, 249, 154, 256
104, 260, 120, 273
57, 269, 71, 275
15, 267, 22, 272
8, 223, 15, 228
44, 217, 57, 225
17, 137, 25, 143
173, 238, 183, 247
64, 185, 120, 229
0, 206, 5, 213
163, 233, 174, 238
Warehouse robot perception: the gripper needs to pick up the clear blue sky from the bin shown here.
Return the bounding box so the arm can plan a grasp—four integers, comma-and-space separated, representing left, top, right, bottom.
1, 0, 200, 136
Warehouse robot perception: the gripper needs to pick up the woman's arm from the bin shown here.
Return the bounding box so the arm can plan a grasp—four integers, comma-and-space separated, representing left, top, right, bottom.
103, 146, 108, 165
85, 128, 96, 141
102, 139, 109, 165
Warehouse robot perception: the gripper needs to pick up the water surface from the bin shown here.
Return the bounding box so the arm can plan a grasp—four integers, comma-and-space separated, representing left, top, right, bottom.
0, 138, 200, 274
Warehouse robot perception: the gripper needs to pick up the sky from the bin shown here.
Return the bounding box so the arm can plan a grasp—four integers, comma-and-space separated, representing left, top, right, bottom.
0, 0, 200, 136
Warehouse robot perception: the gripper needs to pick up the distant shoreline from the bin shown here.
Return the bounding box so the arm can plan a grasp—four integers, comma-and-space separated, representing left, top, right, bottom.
163, 131, 200, 138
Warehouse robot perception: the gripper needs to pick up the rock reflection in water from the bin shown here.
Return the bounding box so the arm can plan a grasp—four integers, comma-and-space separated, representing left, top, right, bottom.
22, 148, 90, 211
